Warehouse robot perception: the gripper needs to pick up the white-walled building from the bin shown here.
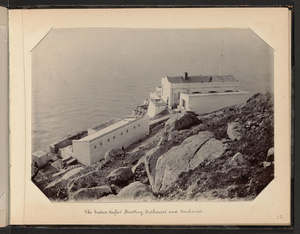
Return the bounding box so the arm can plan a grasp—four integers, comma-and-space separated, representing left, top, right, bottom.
72, 116, 149, 166
32, 151, 48, 168
179, 91, 251, 114
161, 72, 240, 108
147, 98, 167, 118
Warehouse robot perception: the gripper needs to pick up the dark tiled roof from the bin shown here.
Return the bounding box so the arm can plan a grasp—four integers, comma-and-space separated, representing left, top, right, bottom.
166, 75, 236, 83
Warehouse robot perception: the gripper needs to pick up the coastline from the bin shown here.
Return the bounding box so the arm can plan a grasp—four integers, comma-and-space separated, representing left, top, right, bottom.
32, 92, 274, 202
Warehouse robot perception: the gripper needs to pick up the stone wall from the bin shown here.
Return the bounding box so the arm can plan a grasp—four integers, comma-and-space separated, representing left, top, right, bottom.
49, 130, 88, 154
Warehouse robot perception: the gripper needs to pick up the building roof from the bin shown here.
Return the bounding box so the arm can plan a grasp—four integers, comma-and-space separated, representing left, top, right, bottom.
165, 75, 236, 83
76, 116, 145, 142
89, 118, 121, 132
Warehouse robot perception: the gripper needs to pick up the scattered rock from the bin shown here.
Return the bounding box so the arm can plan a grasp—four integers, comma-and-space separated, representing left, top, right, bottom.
69, 171, 105, 193
117, 181, 156, 201
72, 185, 112, 200
228, 152, 250, 166
168, 130, 179, 141
104, 148, 124, 164
227, 122, 243, 141
106, 167, 134, 186
266, 147, 274, 162
38, 93, 274, 202
132, 160, 148, 183
132, 157, 145, 174
221, 138, 231, 143
141, 177, 149, 184
245, 120, 253, 128
262, 161, 272, 168
158, 133, 168, 146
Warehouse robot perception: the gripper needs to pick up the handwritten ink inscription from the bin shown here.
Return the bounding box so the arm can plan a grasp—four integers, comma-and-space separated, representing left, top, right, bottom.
84, 208, 202, 216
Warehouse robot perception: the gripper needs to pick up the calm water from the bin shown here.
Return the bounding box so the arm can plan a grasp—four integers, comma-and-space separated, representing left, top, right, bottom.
32, 28, 274, 152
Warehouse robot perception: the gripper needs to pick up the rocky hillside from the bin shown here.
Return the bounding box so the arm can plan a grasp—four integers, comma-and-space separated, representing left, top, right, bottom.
34, 93, 274, 202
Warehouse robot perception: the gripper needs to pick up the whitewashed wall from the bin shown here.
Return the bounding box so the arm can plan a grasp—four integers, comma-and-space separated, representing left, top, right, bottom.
180, 92, 251, 114
73, 116, 149, 166
147, 100, 167, 118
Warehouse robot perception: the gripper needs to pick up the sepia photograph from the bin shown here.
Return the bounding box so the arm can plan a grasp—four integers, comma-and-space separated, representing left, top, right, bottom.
30, 28, 275, 203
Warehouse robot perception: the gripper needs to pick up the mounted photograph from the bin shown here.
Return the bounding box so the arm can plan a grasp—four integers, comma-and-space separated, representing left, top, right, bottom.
30, 28, 275, 202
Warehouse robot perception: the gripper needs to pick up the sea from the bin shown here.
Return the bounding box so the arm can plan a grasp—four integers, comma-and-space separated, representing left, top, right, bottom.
31, 28, 274, 153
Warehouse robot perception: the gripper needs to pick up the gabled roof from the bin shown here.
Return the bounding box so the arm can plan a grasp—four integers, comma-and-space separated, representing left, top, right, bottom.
165, 75, 236, 83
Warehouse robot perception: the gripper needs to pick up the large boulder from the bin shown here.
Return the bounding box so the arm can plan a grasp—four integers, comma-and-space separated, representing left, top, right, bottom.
143, 145, 170, 188
227, 122, 243, 141
153, 131, 226, 193
104, 148, 124, 164
165, 112, 200, 133
189, 138, 226, 169
117, 181, 156, 201
72, 185, 112, 200
96, 194, 118, 202
106, 167, 134, 186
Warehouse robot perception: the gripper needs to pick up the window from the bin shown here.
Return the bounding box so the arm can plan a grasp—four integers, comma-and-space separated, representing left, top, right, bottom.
121, 132, 123, 135
138, 124, 140, 127
107, 138, 110, 142
208, 91, 217, 93
133, 126, 136, 129
126, 129, 129, 133
94, 145, 97, 149
113, 136, 115, 139
100, 142, 102, 146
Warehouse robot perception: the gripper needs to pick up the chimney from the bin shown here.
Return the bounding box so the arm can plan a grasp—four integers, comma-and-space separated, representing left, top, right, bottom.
184, 72, 188, 80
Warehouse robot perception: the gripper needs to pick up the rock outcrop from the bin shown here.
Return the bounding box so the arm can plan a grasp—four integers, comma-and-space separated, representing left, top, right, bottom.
37, 93, 274, 202
106, 167, 134, 186
69, 171, 105, 193
104, 148, 124, 163
153, 131, 226, 193
164, 112, 200, 133
117, 181, 156, 201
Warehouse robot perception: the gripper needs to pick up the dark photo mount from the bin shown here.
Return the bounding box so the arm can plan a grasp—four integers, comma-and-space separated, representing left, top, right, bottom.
0, 0, 297, 233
